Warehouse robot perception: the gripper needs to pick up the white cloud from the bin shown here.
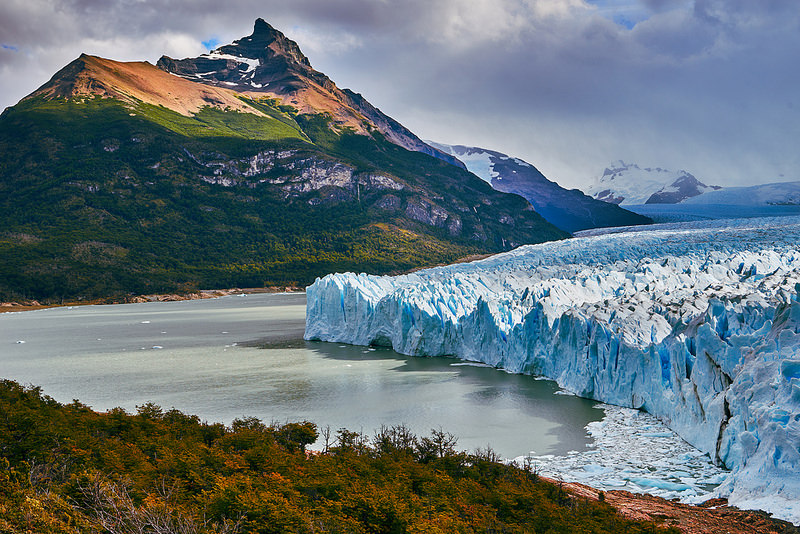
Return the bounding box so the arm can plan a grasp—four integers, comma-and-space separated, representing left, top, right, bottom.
285, 26, 362, 57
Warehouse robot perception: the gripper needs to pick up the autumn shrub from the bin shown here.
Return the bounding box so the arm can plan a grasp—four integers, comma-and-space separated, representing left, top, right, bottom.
0, 379, 679, 533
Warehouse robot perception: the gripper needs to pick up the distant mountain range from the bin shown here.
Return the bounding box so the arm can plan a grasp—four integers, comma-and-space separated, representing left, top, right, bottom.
427, 144, 650, 233
0, 18, 572, 301
584, 160, 800, 223
584, 161, 720, 205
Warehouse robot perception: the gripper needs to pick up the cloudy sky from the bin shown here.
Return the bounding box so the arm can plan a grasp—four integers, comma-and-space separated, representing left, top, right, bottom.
1, 0, 797, 189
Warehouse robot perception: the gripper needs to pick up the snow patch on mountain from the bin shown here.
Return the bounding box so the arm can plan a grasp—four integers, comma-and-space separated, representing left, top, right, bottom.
427, 142, 533, 183
306, 215, 800, 524
202, 51, 260, 72
426, 142, 498, 183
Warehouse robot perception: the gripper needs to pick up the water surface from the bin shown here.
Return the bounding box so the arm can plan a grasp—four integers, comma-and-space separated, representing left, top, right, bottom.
0, 293, 602, 458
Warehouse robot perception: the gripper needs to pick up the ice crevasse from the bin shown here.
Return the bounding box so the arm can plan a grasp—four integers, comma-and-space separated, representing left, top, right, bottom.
305, 216, 800, 523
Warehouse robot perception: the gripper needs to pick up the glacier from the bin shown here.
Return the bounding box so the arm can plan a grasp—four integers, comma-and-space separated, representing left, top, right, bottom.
305, 215, 800, 524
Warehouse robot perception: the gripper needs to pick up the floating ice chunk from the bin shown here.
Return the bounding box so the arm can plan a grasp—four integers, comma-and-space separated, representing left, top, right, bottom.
627, 477, 692, 492
582, 464, 611, 474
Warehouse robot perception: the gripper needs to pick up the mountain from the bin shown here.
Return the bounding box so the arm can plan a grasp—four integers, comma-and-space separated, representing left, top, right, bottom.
0, 19, 568, 302
584, 161, 719, 205
682, 180, 800, 205
428, 143, 651, 233
156, 18, 463, 168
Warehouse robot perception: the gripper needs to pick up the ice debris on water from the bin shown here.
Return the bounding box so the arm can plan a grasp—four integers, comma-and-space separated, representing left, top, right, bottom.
305, 215, 800, 524
513, 405, 727, 502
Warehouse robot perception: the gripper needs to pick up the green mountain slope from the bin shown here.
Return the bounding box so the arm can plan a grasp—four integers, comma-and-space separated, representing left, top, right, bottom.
0, 88, 566, 301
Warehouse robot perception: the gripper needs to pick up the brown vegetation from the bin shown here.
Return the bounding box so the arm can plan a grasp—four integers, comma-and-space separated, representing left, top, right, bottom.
544, 478, 799, 534
32, 54, 266, 117
0, 380, 678, 533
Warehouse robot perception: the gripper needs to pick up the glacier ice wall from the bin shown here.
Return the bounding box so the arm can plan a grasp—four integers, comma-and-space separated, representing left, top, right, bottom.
305, 216, 800, 523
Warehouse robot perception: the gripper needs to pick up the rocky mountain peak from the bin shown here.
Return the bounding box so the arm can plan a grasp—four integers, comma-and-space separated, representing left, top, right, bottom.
253, 17, 273, 33
214, 18, 311, 67
156, 18, 316, 95
155, 18, 463, 168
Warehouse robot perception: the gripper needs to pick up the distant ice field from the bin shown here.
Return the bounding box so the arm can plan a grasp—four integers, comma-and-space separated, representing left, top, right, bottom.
624, 203, 800, 223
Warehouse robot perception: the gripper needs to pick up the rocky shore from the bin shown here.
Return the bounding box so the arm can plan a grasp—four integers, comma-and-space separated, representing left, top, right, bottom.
0, 286, 303, 313
552, 478, 800, 534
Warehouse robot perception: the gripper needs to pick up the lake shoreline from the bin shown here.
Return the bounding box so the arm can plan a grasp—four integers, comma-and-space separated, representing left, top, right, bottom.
0, 285, 304, 313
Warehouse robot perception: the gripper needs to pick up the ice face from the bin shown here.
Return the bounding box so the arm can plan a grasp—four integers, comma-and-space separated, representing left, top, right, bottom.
305, 215, 800, 524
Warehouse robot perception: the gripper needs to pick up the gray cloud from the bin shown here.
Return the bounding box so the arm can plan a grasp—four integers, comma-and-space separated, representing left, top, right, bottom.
0, 0, 797, 189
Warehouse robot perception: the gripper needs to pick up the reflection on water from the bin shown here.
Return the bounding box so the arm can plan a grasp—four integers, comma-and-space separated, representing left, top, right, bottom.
0, 293, 602, 458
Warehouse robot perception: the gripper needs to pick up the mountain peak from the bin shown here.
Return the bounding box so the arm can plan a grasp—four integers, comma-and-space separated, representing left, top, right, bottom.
155, 18, 462, 167
214, 17, 311, 68
253, 17, 273, 33
157, 18, 313, 94
587, 162, 717, 205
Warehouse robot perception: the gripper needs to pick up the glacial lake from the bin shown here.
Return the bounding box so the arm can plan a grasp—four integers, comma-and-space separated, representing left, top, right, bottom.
0, 292, 603, 458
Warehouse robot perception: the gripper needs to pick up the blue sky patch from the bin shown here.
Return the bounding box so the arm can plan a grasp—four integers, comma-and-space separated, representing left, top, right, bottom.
202, 38, 220, 51
613, 14, 637, 29
1, 44, 19, 51
586, 0, 649, 29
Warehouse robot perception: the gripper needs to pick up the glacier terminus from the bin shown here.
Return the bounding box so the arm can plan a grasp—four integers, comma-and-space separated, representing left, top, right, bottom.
305, 215, 800, 524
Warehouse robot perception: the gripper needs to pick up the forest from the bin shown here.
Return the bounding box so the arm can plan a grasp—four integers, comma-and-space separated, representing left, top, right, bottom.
0, 97, 564, 302
0, 379, 678, 533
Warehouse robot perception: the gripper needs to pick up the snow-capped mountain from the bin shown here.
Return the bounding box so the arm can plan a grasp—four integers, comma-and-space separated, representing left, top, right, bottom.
585, 161, 719, 205
306, 215, 800, 524
684, 180, 800, 205
428, 143, 651, 233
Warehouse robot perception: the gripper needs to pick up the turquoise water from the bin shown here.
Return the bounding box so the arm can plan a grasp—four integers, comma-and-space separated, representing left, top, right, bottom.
0, 292, 602, 458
